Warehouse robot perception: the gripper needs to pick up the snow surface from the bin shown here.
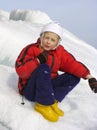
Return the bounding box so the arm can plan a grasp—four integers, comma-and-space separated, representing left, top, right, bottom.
0, 9, 97, 130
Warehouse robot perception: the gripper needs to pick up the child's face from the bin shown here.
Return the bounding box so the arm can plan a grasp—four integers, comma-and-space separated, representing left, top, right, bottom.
41, 32, 60, 51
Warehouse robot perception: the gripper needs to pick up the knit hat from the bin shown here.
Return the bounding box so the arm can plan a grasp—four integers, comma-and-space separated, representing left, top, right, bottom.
40, 23, 63, 39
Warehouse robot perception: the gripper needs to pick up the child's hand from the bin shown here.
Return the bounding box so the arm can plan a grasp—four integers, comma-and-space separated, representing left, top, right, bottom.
37, 51, 49, 64
88, 78, 97, 93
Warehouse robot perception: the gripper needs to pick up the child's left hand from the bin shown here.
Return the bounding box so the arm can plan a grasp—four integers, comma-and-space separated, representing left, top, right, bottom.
88, 78, 97, 93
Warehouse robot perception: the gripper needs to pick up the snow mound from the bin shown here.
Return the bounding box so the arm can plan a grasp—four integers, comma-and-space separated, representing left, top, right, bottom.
0, 20, 42, 67
9, 10, 52, 24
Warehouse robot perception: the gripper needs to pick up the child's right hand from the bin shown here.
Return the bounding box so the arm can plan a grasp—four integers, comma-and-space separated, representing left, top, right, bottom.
37, 51, 49, 64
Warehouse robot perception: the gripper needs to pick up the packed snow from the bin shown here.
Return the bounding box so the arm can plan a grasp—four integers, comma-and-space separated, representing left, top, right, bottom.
0, 9, 97, 130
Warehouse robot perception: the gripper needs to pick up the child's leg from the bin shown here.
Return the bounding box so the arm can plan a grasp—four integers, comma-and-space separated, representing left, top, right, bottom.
23, 64, 55, 105
52, 73, 80, 102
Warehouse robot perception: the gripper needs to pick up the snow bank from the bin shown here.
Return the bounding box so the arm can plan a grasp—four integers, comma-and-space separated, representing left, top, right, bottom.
9, 10, 52, 24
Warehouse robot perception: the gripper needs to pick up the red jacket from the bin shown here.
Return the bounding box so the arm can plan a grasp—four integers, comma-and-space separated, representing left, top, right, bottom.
15, 38, 90, 94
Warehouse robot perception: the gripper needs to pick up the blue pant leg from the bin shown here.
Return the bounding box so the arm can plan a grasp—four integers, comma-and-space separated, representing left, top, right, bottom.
23, 64, 55, 105
23, 67, 37, 102
52, 73, 80, 102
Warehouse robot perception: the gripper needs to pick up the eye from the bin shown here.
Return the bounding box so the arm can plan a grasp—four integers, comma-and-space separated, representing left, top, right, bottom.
51, 38, 56, 42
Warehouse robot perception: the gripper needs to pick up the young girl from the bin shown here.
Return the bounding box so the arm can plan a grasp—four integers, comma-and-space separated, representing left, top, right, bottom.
15, 23, 97, 122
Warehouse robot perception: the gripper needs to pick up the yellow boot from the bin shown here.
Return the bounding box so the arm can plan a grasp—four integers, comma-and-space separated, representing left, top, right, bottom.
34, 103, 59, 122
51, 101, 64, 116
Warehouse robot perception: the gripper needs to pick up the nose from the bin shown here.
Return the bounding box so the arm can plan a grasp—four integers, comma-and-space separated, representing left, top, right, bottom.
47, 39, 51, 44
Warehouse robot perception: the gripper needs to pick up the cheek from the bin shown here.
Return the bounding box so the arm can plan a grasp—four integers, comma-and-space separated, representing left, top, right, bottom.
52, 42, 58, 47
42, 39, 47, 44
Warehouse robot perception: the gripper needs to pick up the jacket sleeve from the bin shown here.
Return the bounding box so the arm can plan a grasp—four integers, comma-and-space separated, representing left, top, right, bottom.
59, 47, 90, 79
15, 44, 39, 79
